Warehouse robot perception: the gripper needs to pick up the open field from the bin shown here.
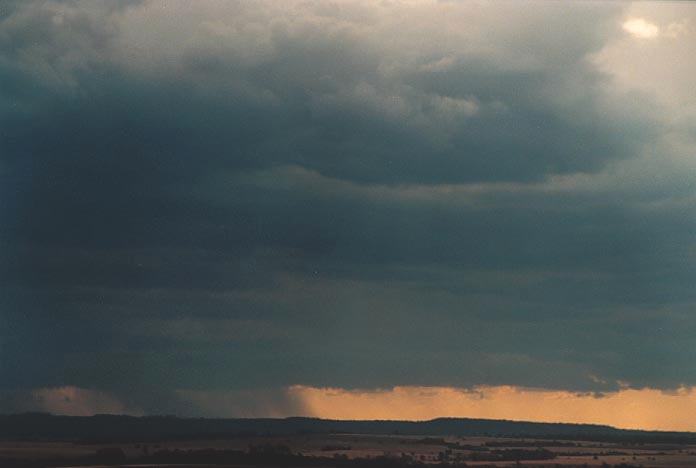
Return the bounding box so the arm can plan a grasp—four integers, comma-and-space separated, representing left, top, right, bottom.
4, 433, 696, 468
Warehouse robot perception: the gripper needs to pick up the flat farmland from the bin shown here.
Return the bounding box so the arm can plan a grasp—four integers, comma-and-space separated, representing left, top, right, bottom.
4, 433, 696, 467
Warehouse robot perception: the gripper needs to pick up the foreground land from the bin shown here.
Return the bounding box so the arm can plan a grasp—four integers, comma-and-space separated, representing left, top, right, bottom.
3, 414, 696, 467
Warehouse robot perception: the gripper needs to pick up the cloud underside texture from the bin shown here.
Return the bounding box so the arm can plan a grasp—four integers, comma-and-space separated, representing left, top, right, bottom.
2, 0, 696, 415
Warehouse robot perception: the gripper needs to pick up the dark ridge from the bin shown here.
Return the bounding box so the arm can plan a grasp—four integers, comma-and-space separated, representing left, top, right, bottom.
1, 413, 695, 444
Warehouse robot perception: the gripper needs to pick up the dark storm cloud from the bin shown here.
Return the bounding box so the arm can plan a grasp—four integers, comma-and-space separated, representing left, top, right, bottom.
2, 0, 696, 415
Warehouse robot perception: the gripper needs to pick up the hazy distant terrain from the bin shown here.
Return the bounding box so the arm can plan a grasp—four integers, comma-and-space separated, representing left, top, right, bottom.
3, 413, 696, 442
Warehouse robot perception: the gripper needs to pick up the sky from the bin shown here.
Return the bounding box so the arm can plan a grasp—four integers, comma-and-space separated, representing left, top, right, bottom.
2, 0, 696, 431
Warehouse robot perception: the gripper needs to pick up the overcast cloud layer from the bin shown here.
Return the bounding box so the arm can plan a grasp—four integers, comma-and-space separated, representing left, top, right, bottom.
2, 0, 696, 416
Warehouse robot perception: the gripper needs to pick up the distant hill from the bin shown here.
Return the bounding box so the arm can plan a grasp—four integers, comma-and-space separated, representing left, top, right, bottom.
2, 413, 695, 444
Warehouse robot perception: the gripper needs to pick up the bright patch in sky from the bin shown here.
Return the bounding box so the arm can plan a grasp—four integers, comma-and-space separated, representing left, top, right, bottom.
622, 17, 660, 38
292, 385, 696, 432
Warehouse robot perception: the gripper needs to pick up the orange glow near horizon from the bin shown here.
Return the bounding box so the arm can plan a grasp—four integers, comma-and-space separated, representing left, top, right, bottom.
289, 385, 696, 432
